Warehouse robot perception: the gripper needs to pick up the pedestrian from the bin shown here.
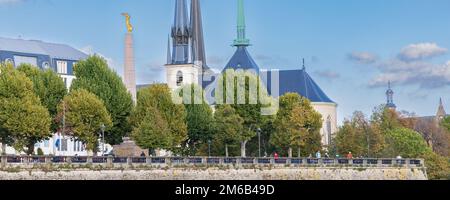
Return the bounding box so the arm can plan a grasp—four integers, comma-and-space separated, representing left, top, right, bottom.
274, 152, 279, 160
347, 152, 353, 159
140, 151, 146, 157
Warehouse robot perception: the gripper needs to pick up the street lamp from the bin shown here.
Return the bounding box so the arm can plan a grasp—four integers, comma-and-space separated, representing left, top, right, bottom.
208, 140, 212, 158
100, 124, 105, 155
257, 128, 262, 158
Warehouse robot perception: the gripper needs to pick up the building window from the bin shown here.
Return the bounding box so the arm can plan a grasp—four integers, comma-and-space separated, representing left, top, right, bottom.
13, 55, 37, 66
176, 71, 183, 86
326, 116, 332, 146
42, 62, 50, 69
44, 140, 49, 148
5, 58, 14, 65
56, 61, 68, 74
61, 139, 68, 152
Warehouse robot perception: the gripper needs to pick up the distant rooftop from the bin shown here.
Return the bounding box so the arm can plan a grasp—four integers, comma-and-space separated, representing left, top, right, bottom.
0, 37, 87, 61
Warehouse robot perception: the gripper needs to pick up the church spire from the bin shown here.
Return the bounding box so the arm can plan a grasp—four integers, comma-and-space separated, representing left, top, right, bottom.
171, 0, 190, 64
386, 81, 396, 110
436, 97, 446, 121
167, 35, 172, 64
191, 0, 208, 70
233, 0, 250, 47
302, 58, 306, 70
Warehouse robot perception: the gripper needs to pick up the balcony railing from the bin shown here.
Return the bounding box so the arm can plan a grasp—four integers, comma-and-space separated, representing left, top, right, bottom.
0, 156, 425, 168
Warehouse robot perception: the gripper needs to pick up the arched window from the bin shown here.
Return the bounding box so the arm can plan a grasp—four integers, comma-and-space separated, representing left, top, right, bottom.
5, 58, 14, 66
176, 71, 183, 86
42, 62, 50, 69
326, 116, 332, 146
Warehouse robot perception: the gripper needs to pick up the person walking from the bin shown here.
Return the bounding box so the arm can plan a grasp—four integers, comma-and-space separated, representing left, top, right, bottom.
347, 152, 353, 159
316, 151, 321, 159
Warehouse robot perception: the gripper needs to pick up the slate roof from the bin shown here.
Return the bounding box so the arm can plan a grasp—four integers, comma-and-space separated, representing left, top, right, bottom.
0, 37, 87, 61
222, 46, 260, 73
262, 69, 335, 103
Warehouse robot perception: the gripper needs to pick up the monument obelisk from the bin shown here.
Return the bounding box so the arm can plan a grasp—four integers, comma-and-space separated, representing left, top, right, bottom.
122, 13, 137, 103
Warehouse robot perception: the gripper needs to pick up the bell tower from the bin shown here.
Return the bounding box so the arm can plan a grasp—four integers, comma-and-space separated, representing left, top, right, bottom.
165, 0, 201, 90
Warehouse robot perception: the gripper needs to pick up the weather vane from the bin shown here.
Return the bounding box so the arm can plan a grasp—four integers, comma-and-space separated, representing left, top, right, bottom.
121, 13, 133, 33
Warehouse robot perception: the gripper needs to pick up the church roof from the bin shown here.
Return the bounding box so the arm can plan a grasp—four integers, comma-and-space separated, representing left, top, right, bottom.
0, 37, 87, 61
222, 46, 260, 73
263, 69, 335, 103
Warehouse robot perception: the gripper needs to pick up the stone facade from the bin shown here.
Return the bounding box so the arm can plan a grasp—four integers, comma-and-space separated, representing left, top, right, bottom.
0, 168, 427, 180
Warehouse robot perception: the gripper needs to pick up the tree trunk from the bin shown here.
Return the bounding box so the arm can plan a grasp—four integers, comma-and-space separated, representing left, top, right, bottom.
26, 142, 35, 155
225, 144, 229, 158
1, 142, 5, 155
240, 141, 247, 158
288, 147, 293, 158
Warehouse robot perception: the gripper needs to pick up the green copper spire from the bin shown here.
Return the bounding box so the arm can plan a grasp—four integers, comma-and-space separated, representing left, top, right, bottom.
233, 0, 250, 46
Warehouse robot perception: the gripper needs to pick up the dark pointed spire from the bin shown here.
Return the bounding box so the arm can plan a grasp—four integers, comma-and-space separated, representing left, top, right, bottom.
191, 0, 208, 70
302, 58, 306, 70
171, 0, 190, 64
233, 0, 250, 47
386, 81, 396, 109
437, 97, 446, 121
167, 35, 172, 64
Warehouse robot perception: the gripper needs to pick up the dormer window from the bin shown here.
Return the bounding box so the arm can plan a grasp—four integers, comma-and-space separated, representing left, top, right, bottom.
42, 62, 50, 69
5, 58, 14, 66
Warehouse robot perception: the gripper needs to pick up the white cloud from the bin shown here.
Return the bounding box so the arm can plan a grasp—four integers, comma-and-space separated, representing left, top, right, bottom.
315, 70, 340, 80
398, 43, 447, 61
355, 43, 450, 89
369, 59, 450, 89
348, 52, 378, 64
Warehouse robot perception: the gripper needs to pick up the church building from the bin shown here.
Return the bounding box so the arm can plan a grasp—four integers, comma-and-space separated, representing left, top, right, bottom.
164, 0, 338, 147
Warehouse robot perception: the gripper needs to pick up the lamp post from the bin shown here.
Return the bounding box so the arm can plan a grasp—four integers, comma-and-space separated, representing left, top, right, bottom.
208, 140, 212, 158
100, 124, 105, 155
257, 128, 262, 158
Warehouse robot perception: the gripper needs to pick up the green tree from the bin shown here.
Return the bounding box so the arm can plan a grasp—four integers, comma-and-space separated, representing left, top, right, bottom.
56, 89, 112, 154
129, 84, 187, 154
71, 55, 133, 145
176, 84, 214, 156
0, 63, 51, 155
17, 64, 67, 132
383, 127, 429, 158
333, 111, 385, 158
442, 116, 450, 132
131, 107, 172, 153
270, 93, 322, 157
216, 70, 276, 157
214, 105, 244, 157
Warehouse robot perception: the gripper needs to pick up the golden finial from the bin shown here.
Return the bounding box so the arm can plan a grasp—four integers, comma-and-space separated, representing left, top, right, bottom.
121, 13, 133, 33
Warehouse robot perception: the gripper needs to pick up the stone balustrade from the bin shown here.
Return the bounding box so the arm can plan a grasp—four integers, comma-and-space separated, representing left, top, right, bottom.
0, 156, 425, 169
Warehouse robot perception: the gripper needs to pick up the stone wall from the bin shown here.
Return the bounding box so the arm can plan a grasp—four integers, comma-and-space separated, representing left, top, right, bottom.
0, 167, 427, 180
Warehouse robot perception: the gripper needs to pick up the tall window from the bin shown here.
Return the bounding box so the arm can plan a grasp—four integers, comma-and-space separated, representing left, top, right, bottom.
326, 116, 332, 146
176, 71, 183, 86
56, 61, 68, 74
61, 139, 68, 152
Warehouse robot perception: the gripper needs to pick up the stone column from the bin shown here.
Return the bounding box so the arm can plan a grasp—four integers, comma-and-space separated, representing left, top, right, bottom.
124, 33, 137, 103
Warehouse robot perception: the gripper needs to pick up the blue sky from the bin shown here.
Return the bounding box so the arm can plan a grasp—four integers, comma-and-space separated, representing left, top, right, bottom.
1, 0, 450, 123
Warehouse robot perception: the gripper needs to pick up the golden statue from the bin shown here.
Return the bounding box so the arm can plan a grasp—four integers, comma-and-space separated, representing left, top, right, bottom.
121, 13, 133, 33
